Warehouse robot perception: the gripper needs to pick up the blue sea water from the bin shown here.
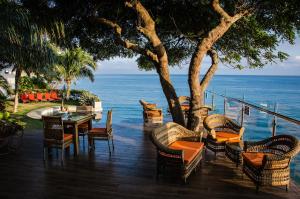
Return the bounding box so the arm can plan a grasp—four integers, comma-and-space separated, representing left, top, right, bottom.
73, 74, 300, 182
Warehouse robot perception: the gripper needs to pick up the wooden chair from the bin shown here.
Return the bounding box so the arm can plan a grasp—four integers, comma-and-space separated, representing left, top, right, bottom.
88, 110, 114, 155
42, 116, 74, 166
203, 114, 245, 156
242, 135, 300, 192
76, 106, 93, 142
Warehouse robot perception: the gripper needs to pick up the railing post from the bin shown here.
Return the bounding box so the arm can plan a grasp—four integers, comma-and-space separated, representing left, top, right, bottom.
241, 94, 245, 126
211, 92, 215, 111
223, 90, 226, 116
272, 103, 278, 137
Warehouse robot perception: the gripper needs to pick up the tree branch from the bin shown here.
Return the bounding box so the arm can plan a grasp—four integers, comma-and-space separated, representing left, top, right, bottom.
212, 0, 231, 20
92, 17, 158, 63
200, 50, 218, 92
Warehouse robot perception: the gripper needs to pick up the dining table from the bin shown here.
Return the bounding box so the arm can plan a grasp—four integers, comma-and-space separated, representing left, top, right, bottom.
54, 112, 95, 156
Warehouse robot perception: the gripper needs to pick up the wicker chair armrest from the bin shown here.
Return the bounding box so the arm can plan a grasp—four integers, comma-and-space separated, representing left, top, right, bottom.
262, 155, 291, 170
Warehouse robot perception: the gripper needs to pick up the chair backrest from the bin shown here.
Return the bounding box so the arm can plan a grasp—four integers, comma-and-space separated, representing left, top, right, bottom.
21, 93, 28, 100
106, 110, 113, 135
203, 114, 244, 139
45, 93, 50, 100
152, 122, 202, 150
28, 93, 35, 100
76, 106, 93, 112
50, 91, 57, 99
268, 135, 300, 157
42, 116, 64, 140
37, 93, 43, 100
139, 100, 157, 110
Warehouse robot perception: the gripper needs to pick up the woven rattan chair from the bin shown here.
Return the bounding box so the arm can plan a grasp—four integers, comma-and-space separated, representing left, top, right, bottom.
242, 134, 300, 192
42, 116, 74, 166
88, 110, 114, 155
203, 114, 245, 156
151, 122, 204, 183
139, 100, 163, 125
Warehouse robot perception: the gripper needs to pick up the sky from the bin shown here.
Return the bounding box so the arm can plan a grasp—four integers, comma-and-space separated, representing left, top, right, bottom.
95, 37, 300, 76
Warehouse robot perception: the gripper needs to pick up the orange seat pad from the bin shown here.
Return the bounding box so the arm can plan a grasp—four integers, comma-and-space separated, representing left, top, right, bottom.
242, 152, 274, 168
181, 104, 190, 111
89, 128, 107, 134
215, 131, 240, 143
78, 123, 89, 128
64, 134, 73, 141
169, 141, 204, 164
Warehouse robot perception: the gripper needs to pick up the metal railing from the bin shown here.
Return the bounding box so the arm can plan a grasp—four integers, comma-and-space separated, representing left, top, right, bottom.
204, 89, 300, 184
205, 90, 300, 137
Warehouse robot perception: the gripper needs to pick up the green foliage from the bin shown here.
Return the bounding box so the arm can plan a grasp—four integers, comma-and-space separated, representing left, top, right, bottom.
19, 76, 49, 92
21, 0, 300, 71
79, 91, 100, 106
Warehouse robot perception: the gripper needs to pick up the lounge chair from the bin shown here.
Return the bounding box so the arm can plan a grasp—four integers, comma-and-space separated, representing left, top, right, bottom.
28, 93, 38, 102
44, 92, 54, 101
151, 122, 204, 183
50, 91, 61, 101
242, 135, 300, 192
36, 93, 47, 102
203, 114, 245, 156
20, 93, 29, 103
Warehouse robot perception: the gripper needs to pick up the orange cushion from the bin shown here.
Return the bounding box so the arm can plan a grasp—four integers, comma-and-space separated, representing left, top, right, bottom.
169, 141, 204, 164
89, 128, 107, 134
64, 134, 73, 141
242, 152, 274, 168
215, 131, 240, 143
78, 123, 89, 128
146, 110, 161, 117
181, 104, 190, 111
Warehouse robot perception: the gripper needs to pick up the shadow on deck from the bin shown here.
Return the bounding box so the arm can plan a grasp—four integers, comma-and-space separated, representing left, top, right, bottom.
0, 123, 299, 199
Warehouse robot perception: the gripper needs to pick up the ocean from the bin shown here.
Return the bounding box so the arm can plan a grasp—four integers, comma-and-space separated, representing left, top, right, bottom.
73, 74, 300, 182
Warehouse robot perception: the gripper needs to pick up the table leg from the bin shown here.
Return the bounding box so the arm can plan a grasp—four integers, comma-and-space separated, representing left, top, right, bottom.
74, 124, 79, 156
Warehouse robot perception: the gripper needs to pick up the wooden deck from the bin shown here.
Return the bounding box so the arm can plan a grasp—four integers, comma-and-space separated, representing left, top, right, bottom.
0, 123, 299, 199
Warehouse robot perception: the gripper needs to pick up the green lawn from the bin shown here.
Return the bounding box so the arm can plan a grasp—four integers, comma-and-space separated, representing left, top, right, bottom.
6, 101, 78, 130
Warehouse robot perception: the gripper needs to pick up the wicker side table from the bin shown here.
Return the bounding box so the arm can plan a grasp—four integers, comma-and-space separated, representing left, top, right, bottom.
225, 141, 244, 167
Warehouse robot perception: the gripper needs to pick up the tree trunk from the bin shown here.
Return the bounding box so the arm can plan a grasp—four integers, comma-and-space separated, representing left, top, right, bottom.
13, 67, 22, 113
154, 61, 185, 126
187, 43, 207, 132
65, 80, 71, 100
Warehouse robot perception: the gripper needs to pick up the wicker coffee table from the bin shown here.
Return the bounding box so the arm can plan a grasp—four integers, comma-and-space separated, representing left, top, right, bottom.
225, 141, 244, 167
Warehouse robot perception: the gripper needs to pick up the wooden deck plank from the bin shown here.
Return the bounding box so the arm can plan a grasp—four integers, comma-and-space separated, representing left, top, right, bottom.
0, 124, 299, 199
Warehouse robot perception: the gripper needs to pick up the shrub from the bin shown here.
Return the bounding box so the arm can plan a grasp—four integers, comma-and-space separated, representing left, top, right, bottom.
78, 91, 100, 106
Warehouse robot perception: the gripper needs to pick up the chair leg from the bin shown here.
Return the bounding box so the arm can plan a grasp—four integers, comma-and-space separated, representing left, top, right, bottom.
111, 137, 115, 151
107, 139, 111, 155
286, 184, 289, 192
43, 147, 47, 162
255, 184, 259, 194
61, 148, 64, 166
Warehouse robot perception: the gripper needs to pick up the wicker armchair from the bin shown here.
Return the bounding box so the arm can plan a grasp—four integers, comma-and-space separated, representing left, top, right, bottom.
242, 135, 300, 192
203, 114, 245, 156
151, 122, 204, 183
139, 100, 163, 125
